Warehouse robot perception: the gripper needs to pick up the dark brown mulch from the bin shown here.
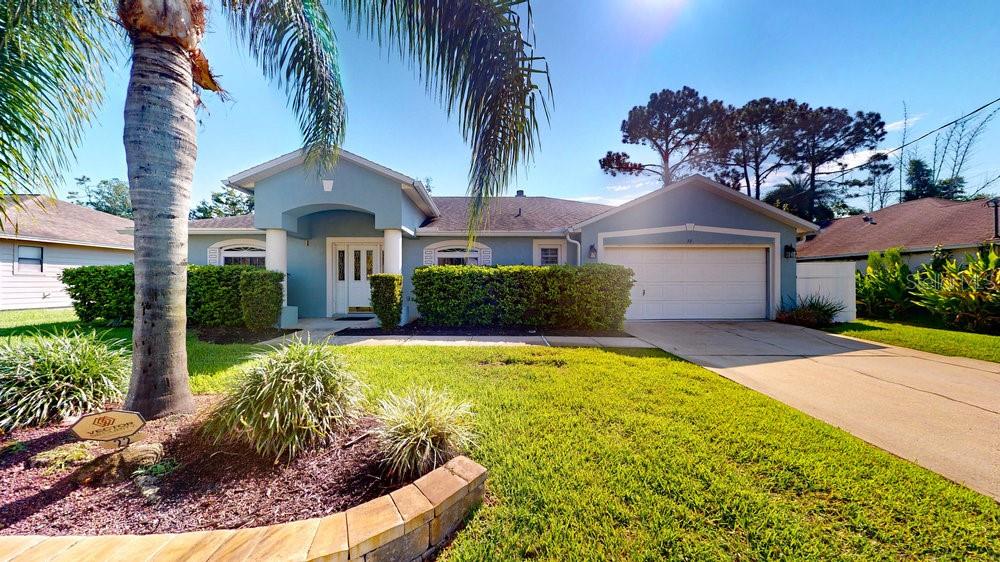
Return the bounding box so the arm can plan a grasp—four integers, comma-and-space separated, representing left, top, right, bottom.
0, 397, 401, 536
337, 321, 632, 338
195, 326, 293, 345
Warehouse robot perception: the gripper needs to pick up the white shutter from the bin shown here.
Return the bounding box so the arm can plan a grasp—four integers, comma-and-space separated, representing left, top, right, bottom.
207, 248, 220, 266
423, 248, 434, 265
480, 247, 492, 265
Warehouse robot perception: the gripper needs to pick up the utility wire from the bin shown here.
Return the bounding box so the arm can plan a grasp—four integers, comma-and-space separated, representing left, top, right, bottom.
823, 95, 1000, 181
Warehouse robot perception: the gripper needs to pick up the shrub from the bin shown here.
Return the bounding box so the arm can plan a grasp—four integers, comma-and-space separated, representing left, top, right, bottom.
188, 265, 255, 327
61, 264, 275, 329
60, 265, 134, 324
911, 245, 1000, 334
412, 264, 633, 330
856, 248, 913, 319
412, 266, 497, 327
239, 269, 285, 331
372, 387, 475, 480
201, 341, 364, 461
0, 331, 131, 431
369, 274, 403, 330
776, 294, 846, 329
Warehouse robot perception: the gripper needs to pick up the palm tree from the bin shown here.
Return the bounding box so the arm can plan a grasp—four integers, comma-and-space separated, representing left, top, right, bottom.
2, 0, 548, 419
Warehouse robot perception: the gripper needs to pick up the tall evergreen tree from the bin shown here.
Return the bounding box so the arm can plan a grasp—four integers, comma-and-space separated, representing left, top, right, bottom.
599, 87, 725, 186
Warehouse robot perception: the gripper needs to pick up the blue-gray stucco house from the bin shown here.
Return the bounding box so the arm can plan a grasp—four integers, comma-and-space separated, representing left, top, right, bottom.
188, 149, 818, 327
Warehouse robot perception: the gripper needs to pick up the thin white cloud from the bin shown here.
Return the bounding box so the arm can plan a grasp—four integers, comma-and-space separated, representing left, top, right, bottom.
885, 113, 925, 132
572, 184, 660, 206
604, 177, 661, 192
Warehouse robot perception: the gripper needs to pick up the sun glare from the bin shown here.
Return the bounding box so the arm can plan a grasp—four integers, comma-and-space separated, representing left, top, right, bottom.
619, 0, 689, 46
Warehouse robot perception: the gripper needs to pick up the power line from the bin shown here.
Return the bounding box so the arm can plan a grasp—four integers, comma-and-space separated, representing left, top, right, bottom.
823, 95, 1000, 181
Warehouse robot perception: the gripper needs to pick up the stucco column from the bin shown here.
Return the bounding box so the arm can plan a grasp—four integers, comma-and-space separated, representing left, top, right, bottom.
265, 228, 288, 304
383, 229, 403, 275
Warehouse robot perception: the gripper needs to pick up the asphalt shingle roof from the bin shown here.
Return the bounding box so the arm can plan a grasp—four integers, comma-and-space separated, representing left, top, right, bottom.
188, 215, 255, 229
797, 197, 999, 258
1, 196, 133, 249
189, 196, 611, 233
419, 196, 611, 232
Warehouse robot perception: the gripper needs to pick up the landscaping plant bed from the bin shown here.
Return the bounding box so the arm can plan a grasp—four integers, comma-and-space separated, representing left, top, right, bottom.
337, 321, 632, 338
0, 397, 402, 536
195, 325, 293, 345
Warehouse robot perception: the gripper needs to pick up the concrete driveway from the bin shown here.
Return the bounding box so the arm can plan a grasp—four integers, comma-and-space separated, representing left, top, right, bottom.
625, 321, 1000, 500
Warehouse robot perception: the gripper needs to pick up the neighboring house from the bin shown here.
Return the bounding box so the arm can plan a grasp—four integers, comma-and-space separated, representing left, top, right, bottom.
0, 196, 133, 310
797, 197, 1000, 271
188, 149, 817, 326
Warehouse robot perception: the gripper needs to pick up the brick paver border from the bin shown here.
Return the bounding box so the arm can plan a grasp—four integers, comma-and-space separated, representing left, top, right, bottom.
0, 457, 486, 562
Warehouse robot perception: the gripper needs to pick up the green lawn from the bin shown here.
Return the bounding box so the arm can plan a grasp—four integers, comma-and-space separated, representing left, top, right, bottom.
827, 318, 1000, 364
3, 309, 999, 558
0, 308, 262, 394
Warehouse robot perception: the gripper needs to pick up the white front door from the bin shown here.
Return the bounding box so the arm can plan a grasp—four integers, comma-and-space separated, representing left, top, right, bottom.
347, 244, 380, 311
603, 246, 768, 320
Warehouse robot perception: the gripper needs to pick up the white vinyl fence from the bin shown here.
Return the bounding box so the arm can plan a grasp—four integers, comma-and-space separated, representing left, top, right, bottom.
796, 261, 857, 323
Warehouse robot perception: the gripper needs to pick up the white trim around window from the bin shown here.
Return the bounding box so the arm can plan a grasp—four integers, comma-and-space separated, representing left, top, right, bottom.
14, 244, 44, 274
532, 239, 566, 266
421, 240, 493, 266
207, 238, 266, 266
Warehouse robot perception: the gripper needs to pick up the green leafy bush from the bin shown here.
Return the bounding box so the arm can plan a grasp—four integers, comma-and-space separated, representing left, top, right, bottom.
413, 264, 633, 330
0, 331, 130, 431
60, 264, 134, 324
372, 387, 475, 480
239, 269, 285, 331
776, 294, 846, 329
856, 248, 914, 319
911, 245, 1000, 334
369, 274, 403, 330
201, 341, 364, 461
188, 265, 255, 327
62, 264, 278, 329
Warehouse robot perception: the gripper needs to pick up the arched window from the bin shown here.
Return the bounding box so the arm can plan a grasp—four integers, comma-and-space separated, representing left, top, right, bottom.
208, 239, 266, 267
422, 240, 492, 266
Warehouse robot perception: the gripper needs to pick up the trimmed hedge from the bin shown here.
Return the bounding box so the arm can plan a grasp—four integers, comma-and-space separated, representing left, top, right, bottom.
189, 265, 257, 327
413, 264, 633, 330
61, 264, 285, 331
60, 265, 134, 324
240, 269, 285, 331
370, 274, 403, 330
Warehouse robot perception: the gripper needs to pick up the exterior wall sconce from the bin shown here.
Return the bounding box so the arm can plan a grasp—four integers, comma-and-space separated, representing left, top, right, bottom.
588, 245, 598, 260
783, 244, 797, 259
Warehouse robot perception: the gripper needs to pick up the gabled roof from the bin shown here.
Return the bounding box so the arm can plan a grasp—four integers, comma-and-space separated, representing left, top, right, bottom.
571, 175, 819, 234
0, 196, 133, 250
418, 196, 610, 235
797, 197, 999, 259
222, 148, 439, 218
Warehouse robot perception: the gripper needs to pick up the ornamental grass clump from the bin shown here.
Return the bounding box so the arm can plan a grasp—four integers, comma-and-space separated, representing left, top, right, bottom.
201, 340, 364, 462
0, 331, 130, 431
373, 387, 475, 480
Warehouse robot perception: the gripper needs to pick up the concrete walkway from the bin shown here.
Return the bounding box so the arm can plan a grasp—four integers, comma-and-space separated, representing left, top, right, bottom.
625, 320, 1000, 500
260, 318, 655, 349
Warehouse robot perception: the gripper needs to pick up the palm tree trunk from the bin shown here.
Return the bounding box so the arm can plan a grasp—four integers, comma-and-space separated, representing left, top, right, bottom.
122, 33, 195, 418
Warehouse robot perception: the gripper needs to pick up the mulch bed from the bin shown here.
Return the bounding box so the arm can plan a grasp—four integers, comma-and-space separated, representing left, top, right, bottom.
0, 397, 402, 536
337, 322, 632, 338
195, 326, 293, 345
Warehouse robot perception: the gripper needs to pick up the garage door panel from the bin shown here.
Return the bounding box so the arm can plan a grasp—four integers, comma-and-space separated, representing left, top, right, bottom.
604, 246, 768, 320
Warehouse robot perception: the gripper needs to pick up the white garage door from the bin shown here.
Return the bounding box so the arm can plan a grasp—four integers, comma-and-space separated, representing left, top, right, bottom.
603, 246, 768, 320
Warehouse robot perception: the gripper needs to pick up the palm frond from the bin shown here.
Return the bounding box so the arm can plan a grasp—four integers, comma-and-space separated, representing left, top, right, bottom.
0, 1, 111, 227
338, 0, 550, 235
221, 0, 347, 170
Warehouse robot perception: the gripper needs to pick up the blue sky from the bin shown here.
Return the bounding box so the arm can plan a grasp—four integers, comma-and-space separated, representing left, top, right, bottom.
63, 0, 1000, 208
